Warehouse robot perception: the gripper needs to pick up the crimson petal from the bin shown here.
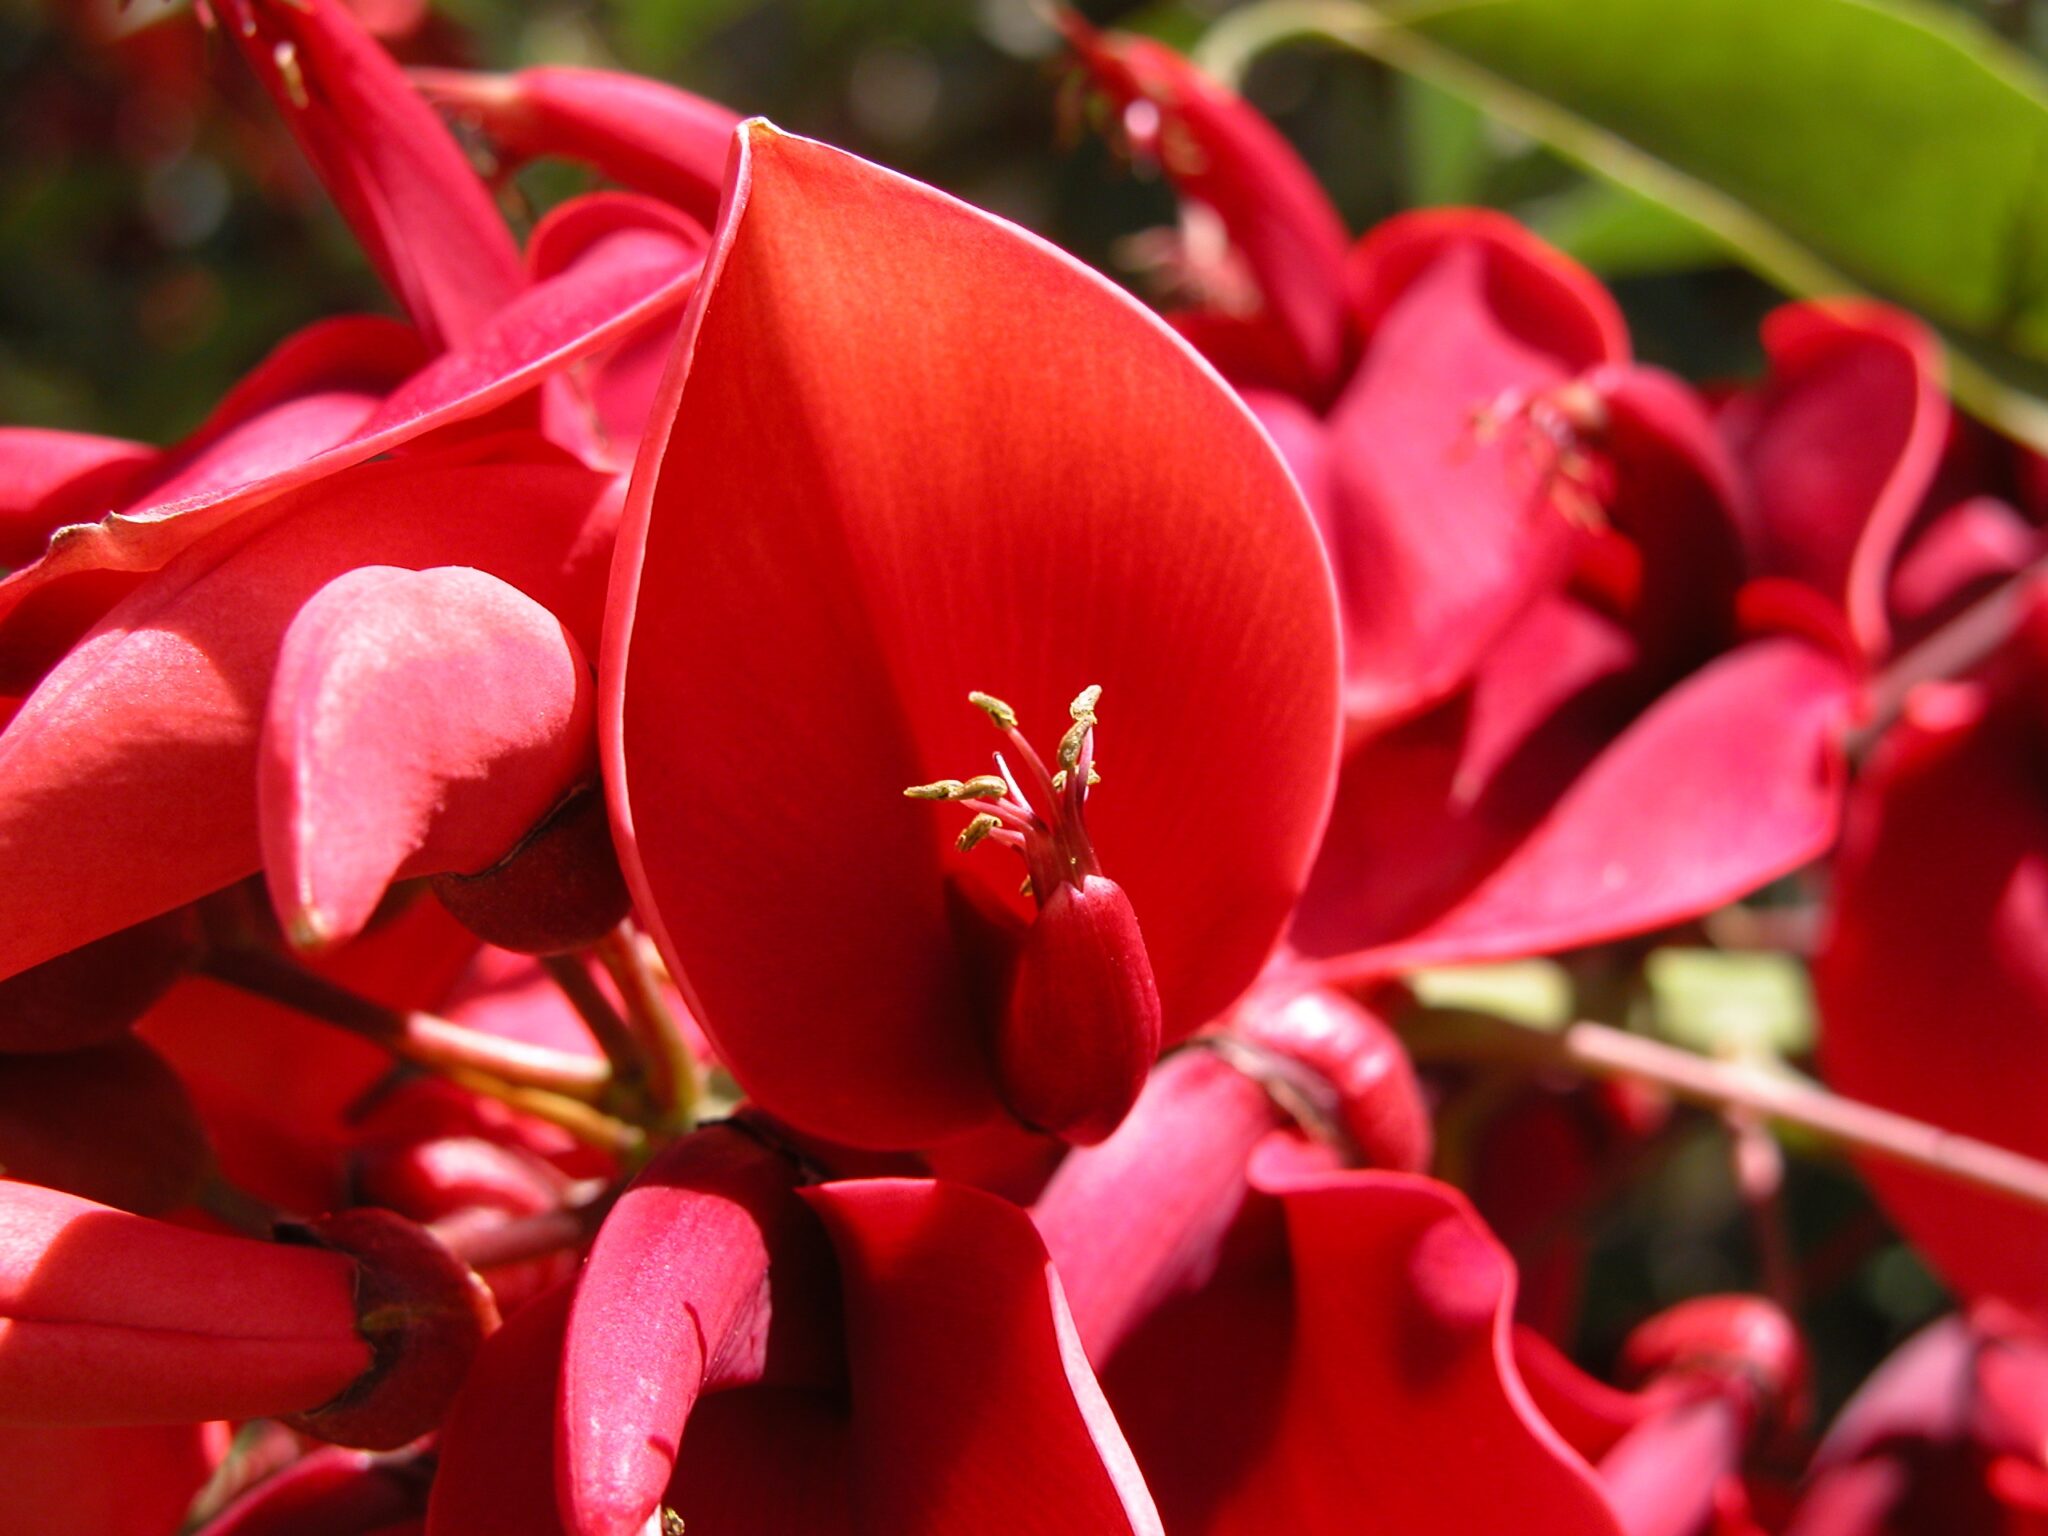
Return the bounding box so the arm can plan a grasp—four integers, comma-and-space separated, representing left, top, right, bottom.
1305, 635, 1852, 975
0, 456, 616, 980
605, 123, 1341, 1147
1723, 301, 1948, 658
1327, 210, 1627, 726
805, 1179, 1164, 1535
414, 65, 739, 231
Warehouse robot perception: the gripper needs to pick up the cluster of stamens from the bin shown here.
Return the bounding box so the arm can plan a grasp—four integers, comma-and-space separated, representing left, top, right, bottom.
905, 687, 1105, 903
1470, 377, 1614, 531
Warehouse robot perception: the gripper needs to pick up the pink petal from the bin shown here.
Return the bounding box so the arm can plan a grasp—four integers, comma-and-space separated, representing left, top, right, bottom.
1328, 210, 1627, 726
605, 122, 1341, 1147
1723, 301, 1948, 658
0, 455, 617, 980
259, 565, 595, 951
556, 1126, 826, 1536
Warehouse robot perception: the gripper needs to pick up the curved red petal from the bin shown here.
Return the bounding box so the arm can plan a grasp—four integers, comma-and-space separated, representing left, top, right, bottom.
414, 66, 739, 232
1237, 1157, 1624, 1535
1309, 635, 1852, 974
0, 1182, 367, 1424
220, 0, 524, 349
605, 122, 1341, 1147
805, 1178, 1163, 1535
0, 218, 694, 691
1816, 674, 2048, 1320
556, 1126, 824, 1536
1328, 209, 1627, 726
1724, 301, 1948, 658
1061, 21, 1354, 400
259, 565, 595, 951
0, 429, 153, 569
0, 457, 616, 980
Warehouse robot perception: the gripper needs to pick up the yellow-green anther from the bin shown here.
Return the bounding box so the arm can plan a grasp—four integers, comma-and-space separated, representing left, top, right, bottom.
1057, 685, 1101, 769
957, 813, 1002, 851
904, 779, 967, 800
969, 691, 1018, 731
959, 775, 1010, 800
1069, 685, 1102, 720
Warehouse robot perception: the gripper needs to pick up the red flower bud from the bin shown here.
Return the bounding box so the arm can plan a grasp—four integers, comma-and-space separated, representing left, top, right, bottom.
999, 874, 1161, 1146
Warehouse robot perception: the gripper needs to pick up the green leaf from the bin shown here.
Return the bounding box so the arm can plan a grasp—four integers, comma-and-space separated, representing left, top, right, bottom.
1525, 182, 1727, 278
1200, 0, 2048, 446
1644, 948, 1816, 1060
1409, 959, 1573, 1028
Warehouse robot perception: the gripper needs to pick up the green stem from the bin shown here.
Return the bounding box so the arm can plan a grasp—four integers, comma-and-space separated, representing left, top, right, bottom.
595, 924, 699, 1133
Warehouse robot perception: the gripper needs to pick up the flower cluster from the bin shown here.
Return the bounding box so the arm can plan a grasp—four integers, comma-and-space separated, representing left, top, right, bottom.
4, 5, 2047, 1535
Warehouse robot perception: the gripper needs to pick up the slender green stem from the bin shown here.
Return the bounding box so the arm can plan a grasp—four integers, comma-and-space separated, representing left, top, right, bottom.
542, 952, 648, 1091
1405, 1007, 2048, 1211
595, 924, 699, 1133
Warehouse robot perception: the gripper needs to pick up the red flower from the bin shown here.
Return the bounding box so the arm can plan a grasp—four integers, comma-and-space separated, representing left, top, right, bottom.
1065, 27, 1858, 978
604, 122, 1342, 1149
429, 1130, 1163, 1536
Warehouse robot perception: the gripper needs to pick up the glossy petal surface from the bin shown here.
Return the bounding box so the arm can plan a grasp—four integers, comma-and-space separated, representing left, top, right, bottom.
0, 456, 616, 979
260, 565, 595, 950
607, 123, 1341, 1146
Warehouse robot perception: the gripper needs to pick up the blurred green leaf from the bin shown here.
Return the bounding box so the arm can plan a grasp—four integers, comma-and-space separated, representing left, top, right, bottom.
1397, 74, 1491, 205
1644, 947, 1815, 1059
1525, 181, 1726, 278
1203, 0, 2048, 444
1409, 959, 1572, 1027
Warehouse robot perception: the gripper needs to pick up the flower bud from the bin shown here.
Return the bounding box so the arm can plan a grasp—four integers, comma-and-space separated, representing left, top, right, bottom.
996, 873, 1161, 1146
432, 782, 631, 954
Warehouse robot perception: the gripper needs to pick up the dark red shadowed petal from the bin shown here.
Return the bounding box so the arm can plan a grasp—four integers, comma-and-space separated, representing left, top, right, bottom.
0, 1182, 367, 1424
1816, 668, 2048, 1321
0, 212, 698, 691
605, 123, 1341, 1148
1890, 494, 2040, 640
1303, 635, 1853, 976
1060, 19, 1355, 402
1109, 1148, 1624, 1535
413, 66, 739, 231
188, 1445, 431, 1536
0, 909, 195, 1053
556, 1125, 830, 1536
1723, 301, 1948, 658
1327, 210, 1628, 727
1245, 1155, 1622, 1534
0, 1422, 216, 1536
426, 1282, 572, 1536
804, 1179, 1164, 1535
218, 0, 524, 349
0, 456, 617, 981
0, 1037, 209, 1214
259, 565, 596, 952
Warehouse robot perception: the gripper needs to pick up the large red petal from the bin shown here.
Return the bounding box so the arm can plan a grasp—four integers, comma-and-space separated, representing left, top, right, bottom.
1327, 210, 1627, 726
1239, 1155, 1623, 1535
605, 123, 1340, 1146
259, 565, 595, 951
0, 457, 616, 979
806, 1179, 1164, 1535
1307, 636, 1851, 975
0, 430, 153, 569
1816, 675, 2048, 1320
